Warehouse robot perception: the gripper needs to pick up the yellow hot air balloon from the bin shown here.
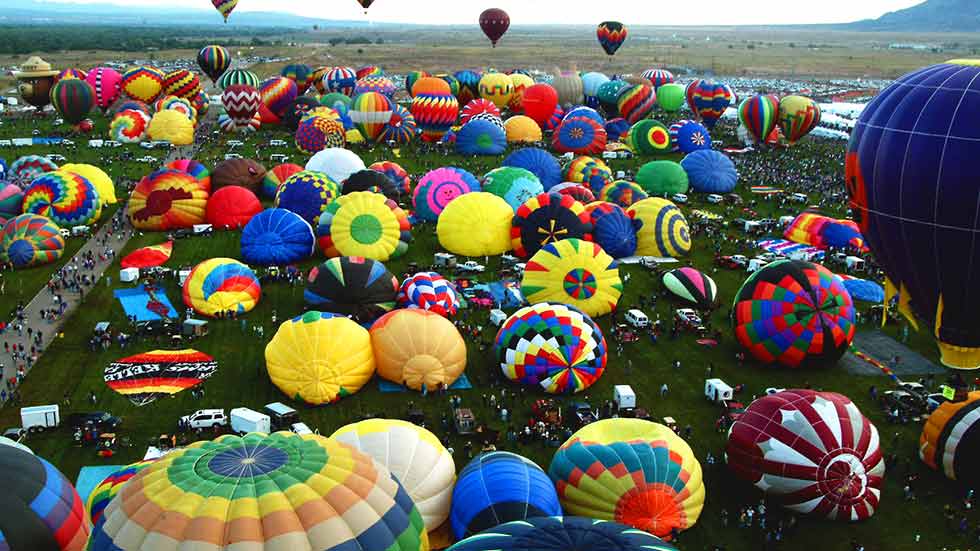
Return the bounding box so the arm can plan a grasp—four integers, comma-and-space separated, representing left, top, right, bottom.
504, 115, 542, 143
627, 197, 692, 258
549, 418, 705, 540
370, 309, 466, 391
437, 192, 512, 257
265, 311, 374, 405
479, 73, 513, 110
58, 163, 116, 205
331, 419, 456, 532
508, 73, 535, 111
147, 109, 194, 146
521, 238, 622, 317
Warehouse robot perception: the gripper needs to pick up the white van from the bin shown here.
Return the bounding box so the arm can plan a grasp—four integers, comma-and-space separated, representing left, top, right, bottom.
747, 257, 769, 272
231, 407, 271, 435
269, 139, 287, 147
706, 194, 723, 204
705, 379, 734, 403
671, 193, 688, 204
625, 309, 649, 329
790, 192, 808, 203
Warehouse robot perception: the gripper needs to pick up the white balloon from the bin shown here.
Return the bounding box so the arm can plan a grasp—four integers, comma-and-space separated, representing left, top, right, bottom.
305, 147, 365, 185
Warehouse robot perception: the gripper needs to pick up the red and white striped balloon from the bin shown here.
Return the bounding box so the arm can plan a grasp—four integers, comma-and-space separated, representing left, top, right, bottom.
221, 84, 261, 127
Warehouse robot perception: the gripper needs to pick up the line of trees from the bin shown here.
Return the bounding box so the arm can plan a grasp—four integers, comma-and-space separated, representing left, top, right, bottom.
0, 25, 284, 55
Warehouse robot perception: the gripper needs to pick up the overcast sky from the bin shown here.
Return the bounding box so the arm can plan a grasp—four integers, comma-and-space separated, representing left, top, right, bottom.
44, 0, 925, 25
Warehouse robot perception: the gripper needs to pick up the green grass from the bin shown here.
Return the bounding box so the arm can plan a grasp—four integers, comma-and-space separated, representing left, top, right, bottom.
0, 112, 964, 551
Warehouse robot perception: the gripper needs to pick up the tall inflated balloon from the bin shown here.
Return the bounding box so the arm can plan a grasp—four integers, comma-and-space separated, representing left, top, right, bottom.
846, 60, 980, 368
84, 67, 122, 112
685, 79, 732, 129
738, 94, 779, 144
779, 95, 821, 144
522, 83, 558, 127
197, 45, 230, 83
121, 66, 164, 103
480, 8, 510, 47
351, 92, 394, 142
128, 169, 208, 231
50, 78, 95, 125
222, 84, 261, 129
727, 390, 884, 521
550, 418, 705, 540
597, 21, 628, 56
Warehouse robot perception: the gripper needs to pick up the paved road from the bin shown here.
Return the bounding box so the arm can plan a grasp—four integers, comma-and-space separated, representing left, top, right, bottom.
1, 210, 134, 401
842, 330, 944, 377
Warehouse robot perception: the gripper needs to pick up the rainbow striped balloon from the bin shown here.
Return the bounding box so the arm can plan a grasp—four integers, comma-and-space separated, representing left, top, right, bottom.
86, 460, 156, 527
0, 214, 65, 268
87, 433, 429, 551
182, 257, 260, 317
22, 171, 102, 227
350, 92, 394, 143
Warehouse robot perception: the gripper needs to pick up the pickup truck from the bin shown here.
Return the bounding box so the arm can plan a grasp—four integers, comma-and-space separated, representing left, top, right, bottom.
457, 261, 485, 273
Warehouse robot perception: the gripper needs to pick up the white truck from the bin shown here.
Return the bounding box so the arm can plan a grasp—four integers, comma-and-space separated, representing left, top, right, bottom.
231, 407, 271, 435
21, 405, 60, 432
457, 260, 485, 273
705, 379, 734, 403
614, 385, 636, 410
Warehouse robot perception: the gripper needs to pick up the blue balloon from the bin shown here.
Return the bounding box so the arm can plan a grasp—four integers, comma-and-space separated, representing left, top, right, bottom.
447, 516, 678, 551
0, 158, 6, 181
670, 120, 712, 154
604, 118, 630, 142
843, 278, 885, 303
456, 119, 507, 156
564, 106, 605, 127
680, 149, 738, 193
240, 208, 315, 266
503, 148, 562, 190
450, 451, 562, 540
589, 202, 639, 258
581, 72, 611, 109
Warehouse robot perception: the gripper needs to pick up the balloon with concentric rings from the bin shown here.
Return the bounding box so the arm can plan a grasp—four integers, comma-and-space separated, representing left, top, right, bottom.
317, 191, 411, 260
22, 171, 102, 227
627, 197, 691, 258
521, 238, 622, 317
87, 432, 428, 551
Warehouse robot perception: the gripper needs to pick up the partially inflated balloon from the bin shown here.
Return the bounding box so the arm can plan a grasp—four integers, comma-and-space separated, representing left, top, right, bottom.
121, 66, 164, 103
437, 192, 513, 257
523, 83, 558, 127
479, 73, 513, 109
351, 92, 393, 142
84, 67, 122, 112
370, 310, 466, 392
522, 238, 622, 317
779, 95, 821, 144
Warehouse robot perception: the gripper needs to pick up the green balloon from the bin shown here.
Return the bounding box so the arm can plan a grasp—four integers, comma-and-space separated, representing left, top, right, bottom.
636, 160, 689, 195
320, 92, 352, 115
656, 83, 685, 113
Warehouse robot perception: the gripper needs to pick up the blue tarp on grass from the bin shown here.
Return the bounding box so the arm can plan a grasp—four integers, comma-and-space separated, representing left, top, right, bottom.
379, 373, 473, 393
114, 284, 177, 321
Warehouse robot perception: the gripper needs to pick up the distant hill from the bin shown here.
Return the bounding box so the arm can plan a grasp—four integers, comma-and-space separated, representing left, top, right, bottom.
849, 0, 980, 32
0, 0, 376, 27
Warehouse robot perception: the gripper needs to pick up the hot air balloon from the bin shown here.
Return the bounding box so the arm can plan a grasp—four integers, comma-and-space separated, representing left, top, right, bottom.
642, 69, 674, 89
669, 119, 712, 153
0, 213, 65, 269
282, 97, 321, 131
86, 460, 156, 529
685, 79, 732, 129
9, 155, 58, 184
480, 8, 510, 47
779, 95, 821, 144
88, 433, 428, 551
260, 163, 303, 198
306, 147, 366, 185
553, 116, 607, 155
350, 91, 394, 142
483, 167, 544, 211
628, 119, 671, 154
448, 517, 678, 551
121, 66, 164, 103
162, 69, 201, 101
495, 303, 607, 393
550, 418, 705, 539
783, 213, 866, 251
656, 82, 685, 113
104, 349, 218, 405
597, 21, 628, 56
240, 208, 314, 266
508, 72, 534, 111
503, 148, 562, 190
0, 184, 24, 226
451, 452, 561, 539
598, 180, 647, 208
211, 157, 266, 194
356, 0, 375, 13
325, 66, 358, 96
274, 170, 340, 225
0, 446, 89, 550
342, 169, 400, 198
304, 257, 398, 319
58, 163, 115, 205
222, 84, 261, 129
211, 0, 238, 21
182, 258, 260, 317
732, 260, 855, 368
397, 271, 460, 317
84, 67, 122, 112
522, 83, 559, 127
50, 78, 95, 125
566, 156, 612, 191
332, 419, 457, 531
511, 192, 592, 259
317, 191, 411, 260
280, 63, 314, 94
265, 311, 375, 404
456, 119, 508, 155
368, 161, 411, 195
437, 192, 513, 257
585, 201, 638, 258
166, 159, 211, 192
295, 112, 347, 153
120, 241, 173, 269
355, 75, 397, 98
197, 45, 230, 83
461, 98, 501, 125
370, 309, 467, 391
217, 68, 259, 91
109, 108, 150, 143
521, 238, 622, 317
478, 73, 513, 109
22, 171, 102, 227
379, 103, 417, 145
553, 72, 584, 108
662, 267, 718, 310
259, 76, 298, 120
920, 390, 980, 485
128, 169, 208, 230
504, 115, 543, 143
727, 390, 884, 520
413, 167, 481, 222
204, 185, 260, 230
147, 110, 195, 145
738, 94, 779, 144
680, 149, 738, 193
411, 90, 458, 142
627, 197, 691, 257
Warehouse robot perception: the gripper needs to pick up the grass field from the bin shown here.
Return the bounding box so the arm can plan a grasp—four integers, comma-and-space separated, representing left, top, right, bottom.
0, 106, 969, 551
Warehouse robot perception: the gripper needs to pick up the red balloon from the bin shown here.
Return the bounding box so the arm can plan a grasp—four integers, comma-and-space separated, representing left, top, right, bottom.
522, 84, 558, 127
479, 8, 510, 47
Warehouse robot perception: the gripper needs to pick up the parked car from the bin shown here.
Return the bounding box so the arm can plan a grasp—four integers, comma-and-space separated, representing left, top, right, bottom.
180, 409, 228, 430
625, 309, 649, 329
674, 308, 703, 329
566, 402, 597, 429
671, 193, 689, 204
880, 390, 924, 417
706, 194, 724, 204
67, 411, 122, 431
926, 393, 949, 412
715, 255, 747, 269
2, 427, 26, 442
